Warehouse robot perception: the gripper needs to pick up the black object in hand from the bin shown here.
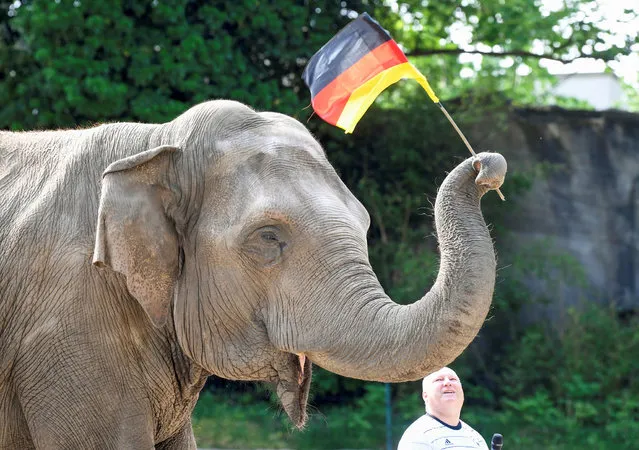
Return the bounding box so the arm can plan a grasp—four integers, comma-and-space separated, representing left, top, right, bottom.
491, 433, 503, 450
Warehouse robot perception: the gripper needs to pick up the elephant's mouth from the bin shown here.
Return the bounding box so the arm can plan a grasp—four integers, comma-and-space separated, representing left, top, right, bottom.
274, 352, 313, 428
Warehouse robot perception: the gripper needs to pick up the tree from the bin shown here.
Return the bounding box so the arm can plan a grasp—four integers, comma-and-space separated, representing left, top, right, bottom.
0, 0, 374, 129
3, 1, 636, 131
370, 0, 638, 108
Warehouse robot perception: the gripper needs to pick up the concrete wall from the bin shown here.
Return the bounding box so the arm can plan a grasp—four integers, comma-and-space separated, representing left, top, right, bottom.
472, 106, 639, 312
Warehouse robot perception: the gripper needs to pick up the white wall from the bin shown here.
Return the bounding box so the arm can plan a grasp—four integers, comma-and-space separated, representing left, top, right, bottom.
551, 73, 625, 110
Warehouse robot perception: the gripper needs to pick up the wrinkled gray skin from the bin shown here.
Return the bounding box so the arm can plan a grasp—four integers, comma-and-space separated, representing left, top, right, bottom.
0, 100, 506, 449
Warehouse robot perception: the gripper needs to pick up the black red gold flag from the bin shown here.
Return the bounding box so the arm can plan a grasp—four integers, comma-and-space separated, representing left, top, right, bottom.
302, 12, 439, 133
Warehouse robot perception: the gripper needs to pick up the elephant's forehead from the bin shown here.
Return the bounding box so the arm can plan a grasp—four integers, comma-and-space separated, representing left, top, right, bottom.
199, 123, 369, 231
249, 173, 369, 233
211, 153, 359, 213
212, 135, 335, 187
200, 149, 369, 234
214, 119, 325, 159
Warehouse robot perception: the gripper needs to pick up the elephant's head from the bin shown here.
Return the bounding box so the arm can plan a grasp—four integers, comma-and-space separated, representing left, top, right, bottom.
93, 100, 506, 427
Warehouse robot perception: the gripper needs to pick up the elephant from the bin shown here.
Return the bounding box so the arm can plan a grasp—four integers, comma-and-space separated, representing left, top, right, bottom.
0, 99, 506, 449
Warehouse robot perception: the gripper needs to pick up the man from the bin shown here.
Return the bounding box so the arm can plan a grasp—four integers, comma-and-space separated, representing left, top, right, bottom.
397, 367, 489, 450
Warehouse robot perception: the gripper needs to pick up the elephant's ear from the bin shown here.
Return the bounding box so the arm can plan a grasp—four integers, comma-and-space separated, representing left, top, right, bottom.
93, 145, 181, 328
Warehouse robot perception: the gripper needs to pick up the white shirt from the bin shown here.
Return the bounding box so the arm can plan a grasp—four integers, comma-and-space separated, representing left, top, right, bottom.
397, 413, 489, 450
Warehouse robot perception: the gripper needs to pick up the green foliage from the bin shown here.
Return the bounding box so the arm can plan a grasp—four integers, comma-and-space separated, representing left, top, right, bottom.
620, 80, 639, 111
298, 383, 390, 449
475, 303, 639, 449
381, 0, 639, 111
3, 0, 636, 132
0, 0, 372, 129
192, 390, 291, 448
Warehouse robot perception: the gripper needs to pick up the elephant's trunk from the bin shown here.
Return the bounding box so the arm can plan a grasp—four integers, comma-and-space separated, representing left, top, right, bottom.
304, 153, 506, 382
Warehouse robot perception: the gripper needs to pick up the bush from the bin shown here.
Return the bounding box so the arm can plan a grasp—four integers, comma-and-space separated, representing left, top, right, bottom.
464, 303, 639, 450
192, 390, 292, 448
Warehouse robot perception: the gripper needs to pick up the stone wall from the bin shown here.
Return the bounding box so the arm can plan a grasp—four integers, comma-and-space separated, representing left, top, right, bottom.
472, 107, 639, 312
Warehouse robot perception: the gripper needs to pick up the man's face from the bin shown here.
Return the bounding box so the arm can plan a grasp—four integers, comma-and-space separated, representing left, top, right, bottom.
422, 367, 464, 416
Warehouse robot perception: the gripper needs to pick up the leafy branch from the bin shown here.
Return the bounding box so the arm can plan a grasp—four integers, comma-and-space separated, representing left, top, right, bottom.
406, 47, 611, 64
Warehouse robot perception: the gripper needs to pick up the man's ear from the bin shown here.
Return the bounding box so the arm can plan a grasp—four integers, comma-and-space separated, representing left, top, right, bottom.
93, 145, 181, 328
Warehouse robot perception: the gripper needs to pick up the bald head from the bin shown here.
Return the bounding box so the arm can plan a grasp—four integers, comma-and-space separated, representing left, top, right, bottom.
421, 367, 464, 426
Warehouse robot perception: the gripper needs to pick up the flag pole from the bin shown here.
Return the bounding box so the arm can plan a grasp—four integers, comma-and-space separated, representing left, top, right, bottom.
413, 70, 505, 201
436, 102, 505, 201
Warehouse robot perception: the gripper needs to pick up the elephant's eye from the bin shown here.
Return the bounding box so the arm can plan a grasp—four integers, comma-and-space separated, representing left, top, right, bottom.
244, 226, 287, 267
260, 230, 279, 243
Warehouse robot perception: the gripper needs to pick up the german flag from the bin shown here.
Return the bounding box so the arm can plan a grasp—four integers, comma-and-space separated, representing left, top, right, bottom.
302, 13, 439, 133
